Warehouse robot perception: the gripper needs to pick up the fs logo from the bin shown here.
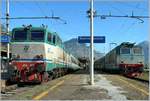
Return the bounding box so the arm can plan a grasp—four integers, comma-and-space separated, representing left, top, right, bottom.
24, 45, 30, 52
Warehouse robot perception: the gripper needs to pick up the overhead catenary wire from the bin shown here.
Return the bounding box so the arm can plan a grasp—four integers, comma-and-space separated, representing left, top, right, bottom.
0, 16, 60, 19
123, 21, 137, 34
34, 0, 47, 16
94, 14, 150, 24
0, 16, 67, 24
34, 1, 67, 24
106, 3, 128, 15
113, 3, 147, 34
1, 1, 67, 24
117, 2, 148, 12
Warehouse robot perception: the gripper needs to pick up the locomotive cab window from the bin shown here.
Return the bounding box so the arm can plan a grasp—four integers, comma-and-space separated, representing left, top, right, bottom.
47, 33, 52, 42
57, 36, 62, 46
133, 48, 142, 54
120, 48, 130, 54
31, 30, 44, 41
53, 35, 56, 44
13, 30, 27, 41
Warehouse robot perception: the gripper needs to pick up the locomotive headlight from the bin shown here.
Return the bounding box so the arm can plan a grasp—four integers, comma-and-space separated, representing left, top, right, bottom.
14, 65, 17, 70
22, 64, 28, 69
12, 54, 20, 59
34, 54, 44, 59
121, 61, 124, 63
34, 54, 43, 59
12, 54, 17, 59
30, 64, 34, 67
29, 64, 34, 72
35, 55, 40, 59
16, 54, 20, 59
40, 54, 43, 59
23, 64, 27, 67
138, 61, 143, 64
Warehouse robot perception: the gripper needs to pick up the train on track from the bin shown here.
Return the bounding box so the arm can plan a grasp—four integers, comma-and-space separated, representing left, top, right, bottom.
95, 42, 144, 77
9, 25, 81, 84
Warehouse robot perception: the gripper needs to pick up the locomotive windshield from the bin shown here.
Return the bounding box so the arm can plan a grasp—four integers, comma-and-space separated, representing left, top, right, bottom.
120, 48, 130, 54
13, 30, 27, 41
31, 30, 45, 41
133, 48, 142, 54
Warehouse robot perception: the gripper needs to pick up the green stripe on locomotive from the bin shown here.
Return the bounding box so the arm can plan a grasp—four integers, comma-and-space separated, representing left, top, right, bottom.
46, 62, 65, 71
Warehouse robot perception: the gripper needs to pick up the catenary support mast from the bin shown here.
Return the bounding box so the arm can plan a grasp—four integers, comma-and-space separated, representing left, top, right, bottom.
6, 0, 10, 59
90, 0, 94, 85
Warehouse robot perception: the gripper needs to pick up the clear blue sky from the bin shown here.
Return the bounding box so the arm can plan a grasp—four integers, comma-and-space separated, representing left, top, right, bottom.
1, 0, 149, 54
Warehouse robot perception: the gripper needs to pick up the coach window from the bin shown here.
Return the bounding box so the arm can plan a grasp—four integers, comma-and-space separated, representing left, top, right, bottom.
47, 33, 52, 43
53, 35, 56, 44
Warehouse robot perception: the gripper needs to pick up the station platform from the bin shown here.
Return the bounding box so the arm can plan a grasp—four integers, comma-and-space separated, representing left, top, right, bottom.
1, 69, 149, 100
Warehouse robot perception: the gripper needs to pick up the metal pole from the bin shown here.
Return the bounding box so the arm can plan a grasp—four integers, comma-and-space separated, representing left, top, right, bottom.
90, 0, 94, 85
109, 42, 117, 51
6, 0, 10, 59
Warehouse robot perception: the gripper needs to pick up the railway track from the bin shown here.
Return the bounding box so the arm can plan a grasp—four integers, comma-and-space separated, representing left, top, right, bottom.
1, 84, 35, 100
129, 77, 149, 84
115, 74, 149, 86
1, 84, 18, 99
96, 70, 149, 84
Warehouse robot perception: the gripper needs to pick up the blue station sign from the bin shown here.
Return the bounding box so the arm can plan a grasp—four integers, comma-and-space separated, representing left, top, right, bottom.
78, 36, 105, 43
1, 35, 11, 43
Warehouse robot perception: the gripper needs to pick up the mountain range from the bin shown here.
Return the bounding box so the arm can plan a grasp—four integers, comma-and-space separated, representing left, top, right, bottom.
63, 38, 104, 60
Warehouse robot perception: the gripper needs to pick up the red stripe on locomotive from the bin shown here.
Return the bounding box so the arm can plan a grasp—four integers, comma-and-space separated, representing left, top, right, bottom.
12, 61, 45, 82
119, 64, 143, 68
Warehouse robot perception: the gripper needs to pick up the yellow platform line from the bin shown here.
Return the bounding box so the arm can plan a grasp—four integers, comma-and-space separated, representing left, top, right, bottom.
33, 80, 64, 100
117, 77, 149, 96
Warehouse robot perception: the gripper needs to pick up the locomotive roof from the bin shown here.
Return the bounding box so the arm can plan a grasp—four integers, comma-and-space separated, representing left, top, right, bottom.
95, 42, 142, 63
12, 26, 46, 31
12, 26, 61, 38
119, 42, 135, 48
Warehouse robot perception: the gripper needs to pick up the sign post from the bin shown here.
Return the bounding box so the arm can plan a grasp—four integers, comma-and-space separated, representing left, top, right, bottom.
78, 35, 105, 85
83, 0, 105, 85
78, 36, 105, 43
1, 35, 11, 43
